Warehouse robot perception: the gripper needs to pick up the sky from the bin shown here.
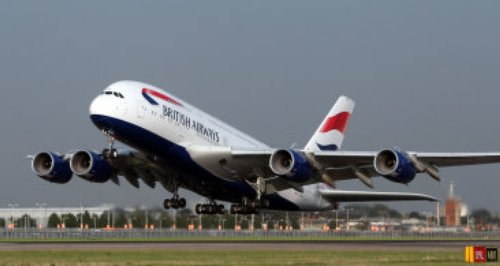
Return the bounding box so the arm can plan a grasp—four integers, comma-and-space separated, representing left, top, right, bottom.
1, 1, 500, 213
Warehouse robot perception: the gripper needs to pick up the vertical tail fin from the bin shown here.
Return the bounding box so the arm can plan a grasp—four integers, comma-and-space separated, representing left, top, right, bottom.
304, 96, 355, 151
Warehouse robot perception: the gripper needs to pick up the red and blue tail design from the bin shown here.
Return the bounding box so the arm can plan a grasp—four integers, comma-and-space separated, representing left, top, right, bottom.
304, 96, 355, 151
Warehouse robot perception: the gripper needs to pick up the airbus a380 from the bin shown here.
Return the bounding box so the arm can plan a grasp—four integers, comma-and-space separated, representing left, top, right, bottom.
30, 81, 500, 214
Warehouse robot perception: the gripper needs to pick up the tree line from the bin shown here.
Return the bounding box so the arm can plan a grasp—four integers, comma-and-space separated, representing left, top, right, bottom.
0, 204, 499, 229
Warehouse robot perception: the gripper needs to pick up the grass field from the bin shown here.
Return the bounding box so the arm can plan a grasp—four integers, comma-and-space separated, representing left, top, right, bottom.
0, 250, 470, 266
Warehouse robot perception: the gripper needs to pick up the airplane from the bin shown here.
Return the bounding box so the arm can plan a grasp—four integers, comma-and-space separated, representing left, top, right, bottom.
30, 80, 500, 215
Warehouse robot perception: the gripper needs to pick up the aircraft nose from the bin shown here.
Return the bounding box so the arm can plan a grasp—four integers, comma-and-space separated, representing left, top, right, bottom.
89, 96, 102, 115
89, 96, 114, 131
89, 95, 111, 116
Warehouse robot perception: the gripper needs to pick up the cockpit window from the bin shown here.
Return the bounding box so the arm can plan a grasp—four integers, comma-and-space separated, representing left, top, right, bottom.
102, 91, 125, 98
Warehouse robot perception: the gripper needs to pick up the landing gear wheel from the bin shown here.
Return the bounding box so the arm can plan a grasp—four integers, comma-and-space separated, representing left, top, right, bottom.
178, 198, 187, 208
195, 201, 225, 214
164, 197, 186, 210
163, 199, 171, 209
229, 197, 265, 214
101, 148, 118, 159
102, 148, 110, 158
230, 205, 237, 214
162, 179, 187, 210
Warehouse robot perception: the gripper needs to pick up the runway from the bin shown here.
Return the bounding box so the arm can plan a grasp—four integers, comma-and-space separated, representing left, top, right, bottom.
0, 240, 497, 252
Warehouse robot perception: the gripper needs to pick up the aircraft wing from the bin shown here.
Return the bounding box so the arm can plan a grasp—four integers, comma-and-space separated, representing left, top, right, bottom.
186, 146, 276, 180
187, 145, 500, 191
313, 151, 500, 186
399, 152, 500, 167
101, 150, 180, 192
313, 151, 500, 168
319, 189, 437, 202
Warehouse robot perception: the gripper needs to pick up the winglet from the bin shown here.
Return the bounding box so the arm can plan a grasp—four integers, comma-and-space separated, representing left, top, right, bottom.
304, 96, 355, 151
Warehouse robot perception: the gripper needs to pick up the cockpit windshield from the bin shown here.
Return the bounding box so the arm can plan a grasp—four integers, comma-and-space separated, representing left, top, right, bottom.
102, 91, 124, 98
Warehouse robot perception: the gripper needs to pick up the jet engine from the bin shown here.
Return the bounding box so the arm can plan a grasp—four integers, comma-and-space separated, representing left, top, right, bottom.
374, 149, 416, 184
70, 150, 112, 183
31, 152, 72, 184
269, 149, 313, 183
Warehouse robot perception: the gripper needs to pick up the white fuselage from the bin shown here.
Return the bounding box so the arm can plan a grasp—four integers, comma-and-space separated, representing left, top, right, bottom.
89, 80, 333, 211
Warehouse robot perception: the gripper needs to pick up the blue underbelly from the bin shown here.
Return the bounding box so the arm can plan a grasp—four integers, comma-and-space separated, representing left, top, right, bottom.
90, 114, 299, 210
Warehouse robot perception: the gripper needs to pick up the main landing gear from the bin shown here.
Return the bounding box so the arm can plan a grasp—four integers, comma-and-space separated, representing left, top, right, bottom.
195, 201, 225, 215
163, 180, 187, 209
164, 194, 187, 209
231, 177, 269, 215
230, 197, 269, 215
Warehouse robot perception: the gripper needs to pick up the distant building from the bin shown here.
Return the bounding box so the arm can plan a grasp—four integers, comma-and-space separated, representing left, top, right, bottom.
444, 182, 465, 227
445, 198, 461, 226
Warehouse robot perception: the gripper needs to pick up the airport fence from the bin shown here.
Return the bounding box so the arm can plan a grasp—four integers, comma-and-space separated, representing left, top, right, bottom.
0, 228, 500, 240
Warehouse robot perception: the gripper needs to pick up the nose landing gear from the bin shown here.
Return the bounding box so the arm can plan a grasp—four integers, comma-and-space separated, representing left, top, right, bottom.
102, 131, 118, 159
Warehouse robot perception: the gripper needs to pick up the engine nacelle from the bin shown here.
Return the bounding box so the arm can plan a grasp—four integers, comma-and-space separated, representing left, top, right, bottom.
70, 150, 112, 183
269, 149, 313, 183
31, 152, 72, 184
374, 149, 416, 184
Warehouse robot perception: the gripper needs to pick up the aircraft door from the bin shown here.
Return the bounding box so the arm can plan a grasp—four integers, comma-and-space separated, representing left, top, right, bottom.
137, 101, 146, 118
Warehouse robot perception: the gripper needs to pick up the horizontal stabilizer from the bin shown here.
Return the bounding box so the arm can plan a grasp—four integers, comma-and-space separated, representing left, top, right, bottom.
319, 189, 437, 202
